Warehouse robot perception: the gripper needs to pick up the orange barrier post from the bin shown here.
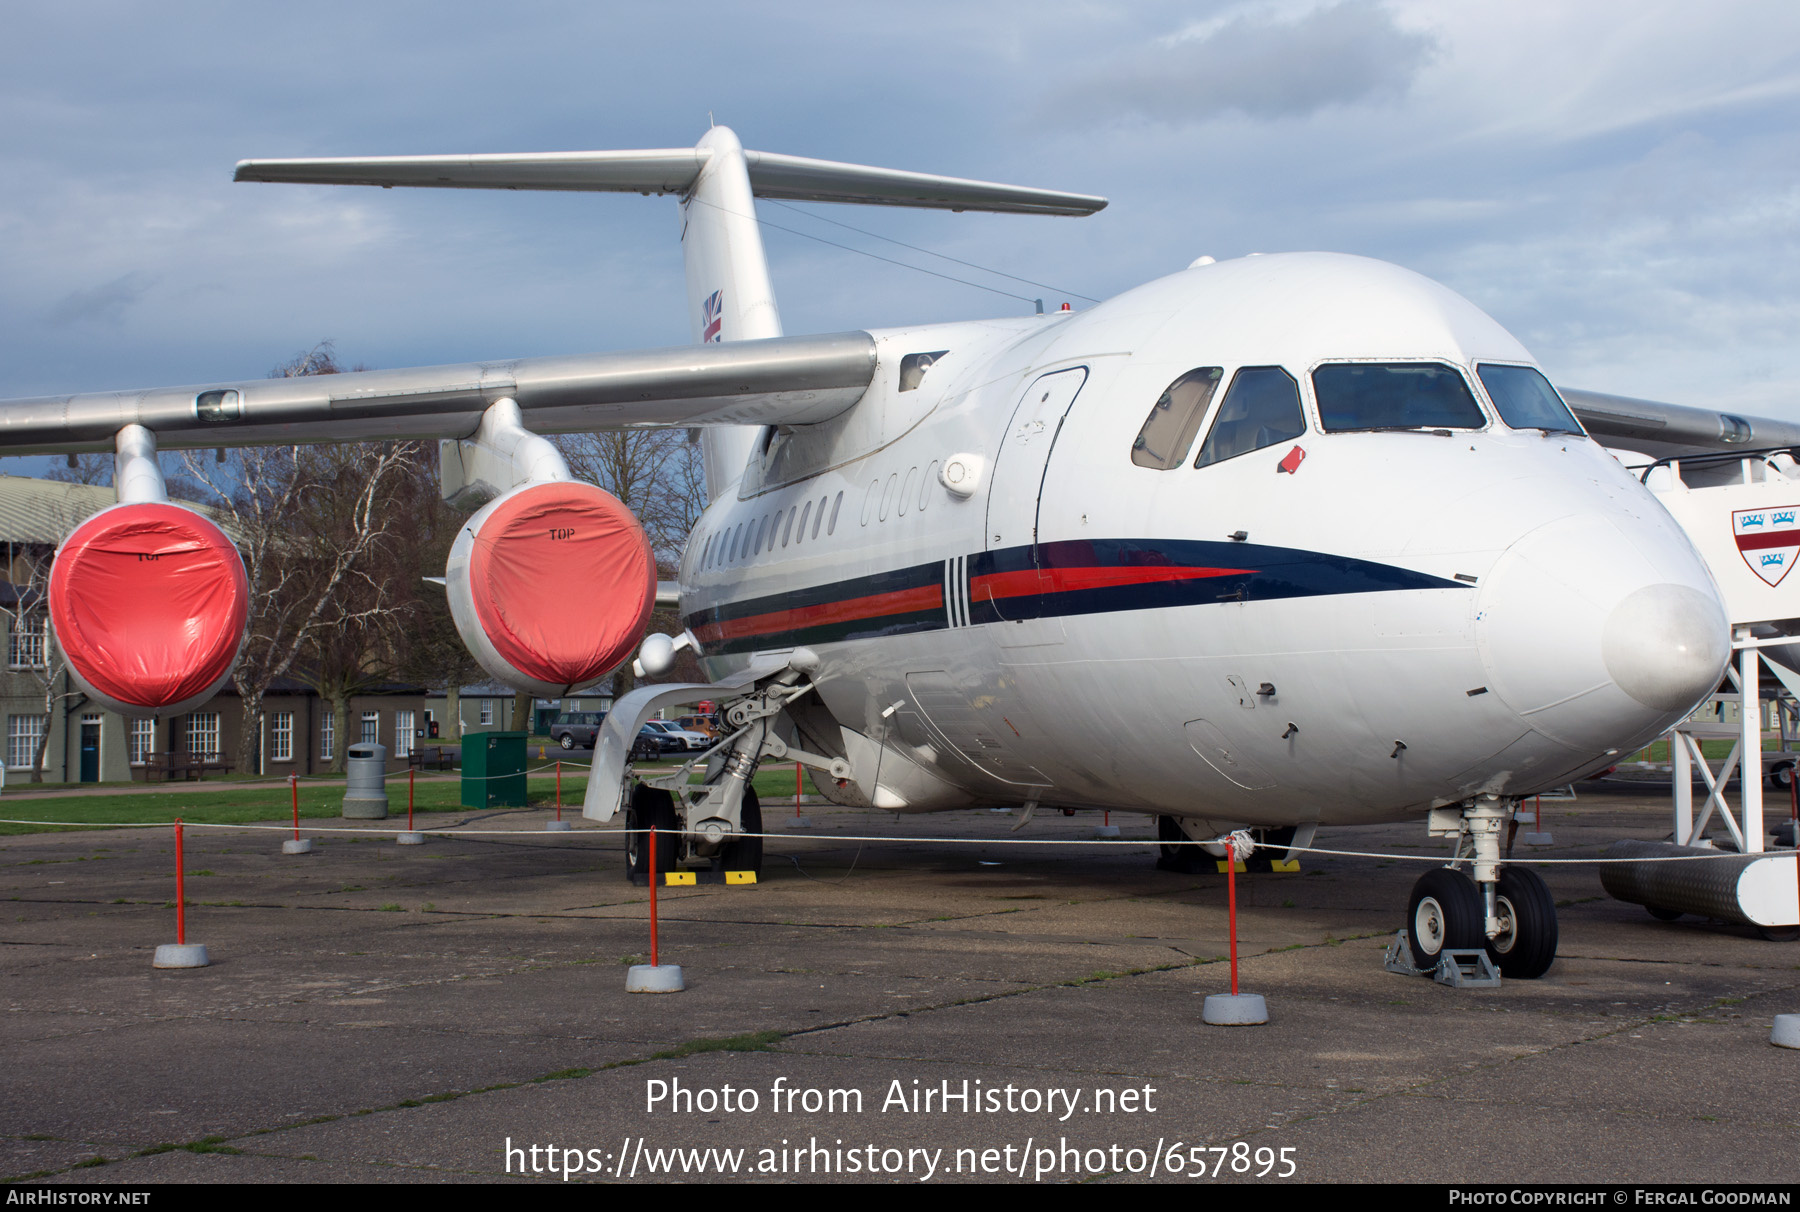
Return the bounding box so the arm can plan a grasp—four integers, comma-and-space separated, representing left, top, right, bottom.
648, 824, 659, 967
398, 766, 424, 845
1227, 855, 1239, 996
626, 822, 684, 991
153, 819, 208, 967
282, 775, 314, 854
175, 819, 187, 945
1201, 834, 1266, 1025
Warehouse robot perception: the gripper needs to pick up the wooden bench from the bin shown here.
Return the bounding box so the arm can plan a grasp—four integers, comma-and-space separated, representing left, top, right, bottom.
407, 745, 458, 771
138, 756, 234, 782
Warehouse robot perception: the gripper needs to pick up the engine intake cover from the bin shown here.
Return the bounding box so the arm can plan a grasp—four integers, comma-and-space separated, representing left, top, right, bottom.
48, 502, 249, 716
447, 481, 655, 695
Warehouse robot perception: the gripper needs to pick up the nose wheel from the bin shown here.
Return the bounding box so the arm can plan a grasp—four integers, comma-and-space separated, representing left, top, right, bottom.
1406, 867, 1484, 970
1407, 796, 1560, 979
1484, 865, 1558, 978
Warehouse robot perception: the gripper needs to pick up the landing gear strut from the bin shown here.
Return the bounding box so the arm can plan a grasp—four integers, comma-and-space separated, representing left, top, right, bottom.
1408, 795, 1559, 979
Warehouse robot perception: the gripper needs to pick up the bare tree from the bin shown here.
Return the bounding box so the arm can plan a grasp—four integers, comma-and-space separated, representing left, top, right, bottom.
0, 541, 86, 781
554, 428, 706, 695
183, 441, 417, 775
555, 428, 706, 566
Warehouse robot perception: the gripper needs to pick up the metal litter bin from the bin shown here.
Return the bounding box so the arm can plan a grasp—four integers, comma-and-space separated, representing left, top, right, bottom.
343, 742, 389, 819
462, 731, 527, 808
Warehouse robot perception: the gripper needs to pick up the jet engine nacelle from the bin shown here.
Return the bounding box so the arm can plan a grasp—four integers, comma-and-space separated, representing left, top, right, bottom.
445, 479, 656, 696
48, 501, 250, 717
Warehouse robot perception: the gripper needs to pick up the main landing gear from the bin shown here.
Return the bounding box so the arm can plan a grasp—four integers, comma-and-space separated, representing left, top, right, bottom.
1406, 795, 1558, 979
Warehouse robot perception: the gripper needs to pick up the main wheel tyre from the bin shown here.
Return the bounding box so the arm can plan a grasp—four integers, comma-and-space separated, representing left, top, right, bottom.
1485, 865, 1558, 979
1646, 905, 1683, 922
626, 784, 678, 882
721, 787, 763, 876
558, 734, 575, 751
1407, 867, 1483, 971
1156, 815, 1211, 874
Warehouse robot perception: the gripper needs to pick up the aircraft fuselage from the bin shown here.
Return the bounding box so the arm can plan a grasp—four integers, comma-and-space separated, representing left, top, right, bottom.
678, 252, 1728, 831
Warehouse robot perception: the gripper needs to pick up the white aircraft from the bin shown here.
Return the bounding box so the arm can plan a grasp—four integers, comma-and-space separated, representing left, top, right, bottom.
6, 126, 1791, 981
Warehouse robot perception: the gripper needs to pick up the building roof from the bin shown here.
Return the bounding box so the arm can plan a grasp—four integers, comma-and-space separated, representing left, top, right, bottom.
0, 476, 120, 545
0, 475, 233, 546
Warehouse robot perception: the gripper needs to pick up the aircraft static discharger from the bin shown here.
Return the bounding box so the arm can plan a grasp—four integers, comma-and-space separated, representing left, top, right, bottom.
5, 125, 1765, 981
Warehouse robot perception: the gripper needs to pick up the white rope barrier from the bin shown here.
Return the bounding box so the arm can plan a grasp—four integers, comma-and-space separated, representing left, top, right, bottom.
1, 817, 1789, 863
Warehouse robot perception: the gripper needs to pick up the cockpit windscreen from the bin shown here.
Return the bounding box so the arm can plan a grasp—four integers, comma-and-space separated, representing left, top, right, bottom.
1476, 364, 1585, 435
1313, 363, 1486, 432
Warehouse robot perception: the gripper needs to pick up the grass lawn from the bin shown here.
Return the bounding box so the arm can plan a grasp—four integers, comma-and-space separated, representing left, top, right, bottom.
0, 760, 819, 835
1632, 737, 1795, 763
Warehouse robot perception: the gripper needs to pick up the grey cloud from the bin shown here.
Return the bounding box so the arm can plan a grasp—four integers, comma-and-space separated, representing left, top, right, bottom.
1054, 3, 1439, 125
46, 272, 154, 326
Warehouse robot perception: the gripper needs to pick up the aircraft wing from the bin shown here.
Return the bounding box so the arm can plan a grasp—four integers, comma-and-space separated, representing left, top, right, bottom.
0, 332, 877, 455
1563, 387, 1800, 460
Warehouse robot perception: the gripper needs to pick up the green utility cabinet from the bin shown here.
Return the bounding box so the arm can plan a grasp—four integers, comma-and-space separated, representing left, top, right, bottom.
461, 731, 528, 808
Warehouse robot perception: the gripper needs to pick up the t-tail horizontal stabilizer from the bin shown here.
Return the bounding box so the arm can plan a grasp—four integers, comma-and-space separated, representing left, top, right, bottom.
236, 146, 1108, 217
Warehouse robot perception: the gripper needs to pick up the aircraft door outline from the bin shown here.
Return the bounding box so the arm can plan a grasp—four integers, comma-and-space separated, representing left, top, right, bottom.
985, 366, 1089, 553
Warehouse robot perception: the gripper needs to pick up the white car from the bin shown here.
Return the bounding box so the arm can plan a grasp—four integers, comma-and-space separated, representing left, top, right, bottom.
644, 720, 711, 753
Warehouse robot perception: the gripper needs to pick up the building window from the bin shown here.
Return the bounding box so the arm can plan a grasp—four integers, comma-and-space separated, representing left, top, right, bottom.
479, 699, 494, 726
7, 715, 44, 769
8, 615, 46, 669
270, 712, 293, 763
395, 710, 414, 758
187, 712, 220, 762
130, 718, 155, 766
321, 714, 335, 762
360, 711, 379, 746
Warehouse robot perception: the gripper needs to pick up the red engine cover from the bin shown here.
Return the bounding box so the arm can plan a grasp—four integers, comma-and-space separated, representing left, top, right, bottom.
49, 503, 249, 713
467, 481, 656, 689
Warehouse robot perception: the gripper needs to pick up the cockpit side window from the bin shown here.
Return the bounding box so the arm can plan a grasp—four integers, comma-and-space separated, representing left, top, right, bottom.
1194, 366, 1306, 468
1476, 364, 1585, 435
1130, 367, 1222, 469
1313, 362, 1486, 432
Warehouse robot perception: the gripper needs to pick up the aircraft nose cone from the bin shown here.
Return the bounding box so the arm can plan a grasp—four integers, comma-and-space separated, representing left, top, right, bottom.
1476, 513, 1728, 754
1602, 583, 1731, 711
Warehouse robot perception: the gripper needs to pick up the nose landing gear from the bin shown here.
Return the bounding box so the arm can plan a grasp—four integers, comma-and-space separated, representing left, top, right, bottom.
1406, 795, 1559, 980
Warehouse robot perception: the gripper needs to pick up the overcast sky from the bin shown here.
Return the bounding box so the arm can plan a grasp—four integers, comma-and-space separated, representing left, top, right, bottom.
4, 0, 1798, 470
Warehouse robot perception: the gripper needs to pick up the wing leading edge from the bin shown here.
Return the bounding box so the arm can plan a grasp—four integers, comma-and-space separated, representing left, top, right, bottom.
0, 331, 877, 455
1564, 387, 1800, 459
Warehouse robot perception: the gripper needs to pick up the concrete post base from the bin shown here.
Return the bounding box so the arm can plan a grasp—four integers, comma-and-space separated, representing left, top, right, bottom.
626, 963, 685, 993
1093, 825, 1121, 839
1202, 992, 1267, 1025
397, 832, 425, 846
281, 839, 314, 855
153, 943, 209, 969
1772, 1014, 1800, 1049
786, 817, 812, 829
343, 798, 388, 820
545, 821, 573, 832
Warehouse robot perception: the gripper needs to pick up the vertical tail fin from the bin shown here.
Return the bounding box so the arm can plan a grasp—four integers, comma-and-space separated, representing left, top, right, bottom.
234, 131, 1105, 500
679, 126, 782, 495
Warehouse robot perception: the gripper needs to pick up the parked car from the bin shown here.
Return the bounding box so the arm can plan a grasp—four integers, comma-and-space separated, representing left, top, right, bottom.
637, 725, 681, 758
645, 720, 712, 752
675, 714, 720, 739
551, 711, 604, 750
